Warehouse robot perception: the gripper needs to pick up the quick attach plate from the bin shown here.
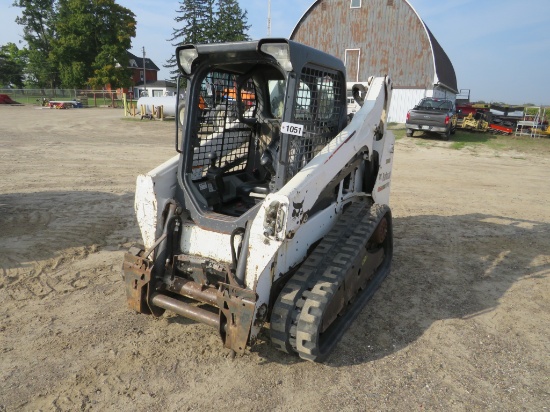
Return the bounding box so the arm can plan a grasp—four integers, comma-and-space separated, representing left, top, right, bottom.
122, 245, 153, 314
122, 245, 164, 317
217, 283, 257, 355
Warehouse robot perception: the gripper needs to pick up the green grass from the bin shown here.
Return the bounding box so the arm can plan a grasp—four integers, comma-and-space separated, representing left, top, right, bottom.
449, 131, 502, 150
388, 125, 406, 140
450, 141, 467, 150
449, 130, 550, 155
390, 123, 550, 155
1, 92, 124, 107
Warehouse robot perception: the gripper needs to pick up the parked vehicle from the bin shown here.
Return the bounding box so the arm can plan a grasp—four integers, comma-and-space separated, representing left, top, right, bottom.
406, 97, 458, 140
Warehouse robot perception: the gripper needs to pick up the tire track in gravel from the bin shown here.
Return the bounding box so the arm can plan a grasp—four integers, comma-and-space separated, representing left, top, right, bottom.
0, 191, 136, 302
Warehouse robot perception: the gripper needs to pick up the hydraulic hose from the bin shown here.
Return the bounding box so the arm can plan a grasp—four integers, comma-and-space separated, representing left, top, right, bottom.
230, 227, 246, 272
235, 223, 252, 283
153, 201, 178, 276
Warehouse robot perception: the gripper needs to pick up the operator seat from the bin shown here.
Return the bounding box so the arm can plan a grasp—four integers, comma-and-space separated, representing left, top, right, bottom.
237, 119, 280, 199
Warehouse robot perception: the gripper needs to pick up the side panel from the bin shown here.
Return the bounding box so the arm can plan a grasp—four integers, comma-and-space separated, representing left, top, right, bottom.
135, 154, 179, 249
180, 224, 236, 263
372, 130, 395, 205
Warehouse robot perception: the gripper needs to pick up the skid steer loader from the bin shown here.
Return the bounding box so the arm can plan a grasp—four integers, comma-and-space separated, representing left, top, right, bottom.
123, 38, 395, 362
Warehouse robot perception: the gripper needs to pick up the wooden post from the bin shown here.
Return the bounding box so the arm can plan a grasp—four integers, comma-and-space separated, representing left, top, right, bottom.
122, 93, 128, 116
159, 105, 164, 121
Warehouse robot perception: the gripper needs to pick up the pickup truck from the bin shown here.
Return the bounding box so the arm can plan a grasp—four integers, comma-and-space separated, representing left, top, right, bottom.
405, 97, 458, 140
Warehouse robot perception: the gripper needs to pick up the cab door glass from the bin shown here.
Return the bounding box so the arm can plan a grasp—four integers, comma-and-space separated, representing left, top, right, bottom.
317, 76, 335, 120
268, 80, 285, 119
294, 80, 312, 121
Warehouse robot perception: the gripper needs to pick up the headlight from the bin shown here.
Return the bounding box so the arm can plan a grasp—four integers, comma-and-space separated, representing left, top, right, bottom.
178, 47, 198, 75
260, 42, 292, 72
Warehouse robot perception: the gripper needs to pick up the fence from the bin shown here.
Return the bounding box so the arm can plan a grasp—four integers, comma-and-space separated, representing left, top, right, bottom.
0, 88, 128, 108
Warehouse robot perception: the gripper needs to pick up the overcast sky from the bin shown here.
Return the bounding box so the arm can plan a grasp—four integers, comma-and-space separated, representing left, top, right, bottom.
1, 0, 549, 105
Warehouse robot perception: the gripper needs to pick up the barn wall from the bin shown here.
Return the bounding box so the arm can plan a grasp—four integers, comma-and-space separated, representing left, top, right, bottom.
387, 87, 457, 123
387, 88, 428, 123
291, 0, 435, 89
291, 0, 458, 122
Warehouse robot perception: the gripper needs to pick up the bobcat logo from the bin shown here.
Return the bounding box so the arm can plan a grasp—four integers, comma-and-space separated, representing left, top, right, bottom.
292, 199, 304, 219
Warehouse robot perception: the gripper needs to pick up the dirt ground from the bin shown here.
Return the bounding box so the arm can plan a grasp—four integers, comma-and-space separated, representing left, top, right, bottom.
1, 105, 549, 411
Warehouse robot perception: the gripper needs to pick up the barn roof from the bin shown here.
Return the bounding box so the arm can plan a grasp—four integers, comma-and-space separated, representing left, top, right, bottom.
424, 25, 457, 93
290, 0, 457, 94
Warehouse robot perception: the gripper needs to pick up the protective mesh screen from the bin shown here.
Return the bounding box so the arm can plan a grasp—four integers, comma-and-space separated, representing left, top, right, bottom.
190, 71, 257, 180
286, 66, 344, 180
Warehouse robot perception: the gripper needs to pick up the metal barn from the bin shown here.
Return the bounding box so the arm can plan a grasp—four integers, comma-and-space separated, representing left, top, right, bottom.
290, 0, 458, 123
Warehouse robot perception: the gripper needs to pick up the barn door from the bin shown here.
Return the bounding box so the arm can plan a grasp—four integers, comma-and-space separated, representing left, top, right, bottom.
344, 49, 361, 82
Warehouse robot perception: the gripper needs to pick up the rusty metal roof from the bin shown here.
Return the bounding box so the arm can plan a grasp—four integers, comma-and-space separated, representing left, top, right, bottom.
290, 0, 457, 93
424, 25, 457, 93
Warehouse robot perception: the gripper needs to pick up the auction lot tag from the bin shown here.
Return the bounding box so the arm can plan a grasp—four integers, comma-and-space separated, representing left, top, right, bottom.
281, 122, 304, 137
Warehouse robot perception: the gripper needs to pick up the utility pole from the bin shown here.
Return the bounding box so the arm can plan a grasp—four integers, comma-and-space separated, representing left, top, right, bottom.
267, 0, 271, 37
142, 46, 147, 96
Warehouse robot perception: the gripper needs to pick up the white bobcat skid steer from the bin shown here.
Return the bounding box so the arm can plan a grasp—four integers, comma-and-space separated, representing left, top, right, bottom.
123, 38, 394, 362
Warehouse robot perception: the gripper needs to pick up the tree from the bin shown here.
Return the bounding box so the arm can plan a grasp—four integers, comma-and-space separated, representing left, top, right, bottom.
165, 0, 250, 75
216, 0, 250, 42
14, 0, 136, 89
165, 0, 211, 75
88, 0, 136, 89
203, 0, 217, 43
13, 0, 59, 88
53, 0, 136, 88
0, 43, 27, 88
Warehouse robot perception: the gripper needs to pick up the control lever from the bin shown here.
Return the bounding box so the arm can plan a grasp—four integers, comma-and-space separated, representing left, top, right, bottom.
206, 151, 225, 204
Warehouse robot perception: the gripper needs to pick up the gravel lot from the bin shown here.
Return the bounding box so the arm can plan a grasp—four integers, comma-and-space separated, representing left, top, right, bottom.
1, 105, 549, 411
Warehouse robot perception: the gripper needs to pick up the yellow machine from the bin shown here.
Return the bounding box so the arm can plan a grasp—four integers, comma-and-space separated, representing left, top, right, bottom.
461, 112, 488, 131
532, 127, 550, 137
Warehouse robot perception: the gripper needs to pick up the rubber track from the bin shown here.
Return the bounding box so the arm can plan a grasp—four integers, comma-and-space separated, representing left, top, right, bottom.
270, 201, 391, 361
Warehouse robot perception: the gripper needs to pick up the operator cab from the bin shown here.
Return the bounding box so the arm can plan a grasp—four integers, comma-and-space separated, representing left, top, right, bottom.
186, 65, 283, 216
175, 39, 347, 231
